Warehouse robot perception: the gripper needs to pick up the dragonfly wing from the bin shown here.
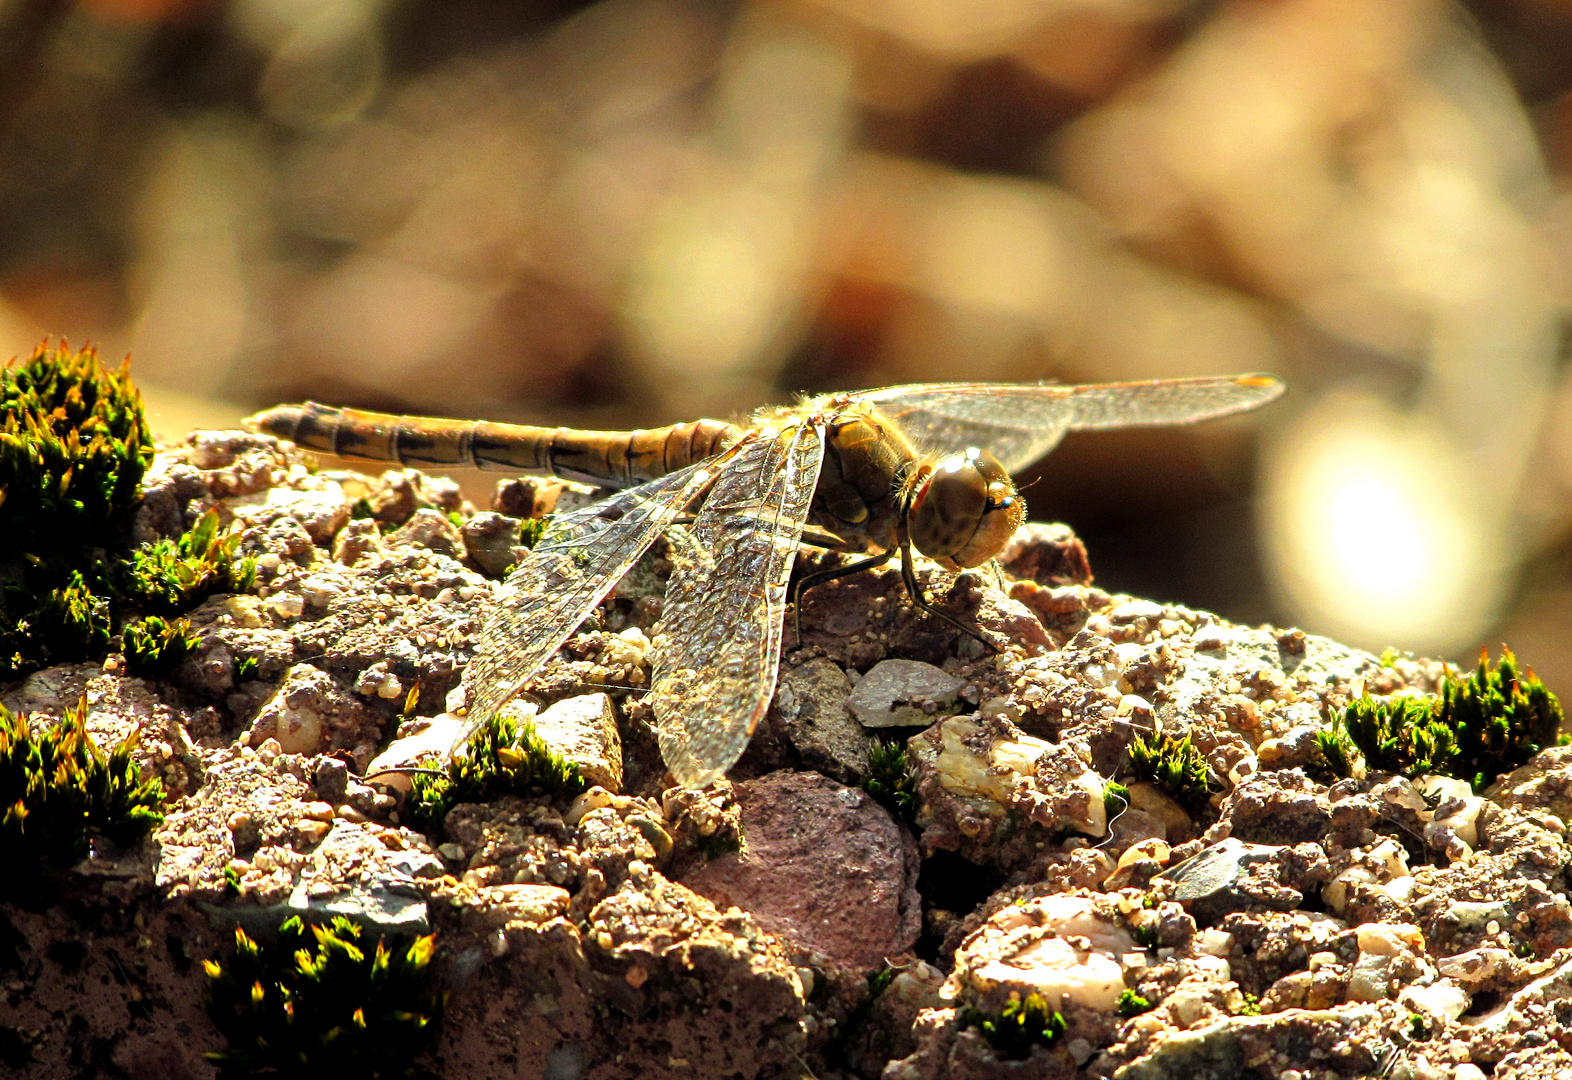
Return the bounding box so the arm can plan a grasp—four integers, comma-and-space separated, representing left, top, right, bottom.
649, 422, 824, 788
862, 374, 1283, 474
461, 459, 716, 753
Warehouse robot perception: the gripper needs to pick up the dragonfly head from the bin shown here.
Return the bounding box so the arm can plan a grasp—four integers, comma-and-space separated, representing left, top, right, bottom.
905, 447, 1025, 570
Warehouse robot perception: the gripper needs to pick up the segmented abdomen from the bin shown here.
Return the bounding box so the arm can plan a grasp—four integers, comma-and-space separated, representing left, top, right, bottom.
246, 402, 743, 488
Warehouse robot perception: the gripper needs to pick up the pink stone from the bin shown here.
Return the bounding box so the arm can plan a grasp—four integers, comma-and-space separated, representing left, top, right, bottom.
680, 771, 920, 971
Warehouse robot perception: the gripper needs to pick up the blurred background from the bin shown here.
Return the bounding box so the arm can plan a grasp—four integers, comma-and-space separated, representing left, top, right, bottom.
2, 0, 1570, 688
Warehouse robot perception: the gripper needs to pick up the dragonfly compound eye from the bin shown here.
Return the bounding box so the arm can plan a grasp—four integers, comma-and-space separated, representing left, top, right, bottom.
907, 447, 1025, 569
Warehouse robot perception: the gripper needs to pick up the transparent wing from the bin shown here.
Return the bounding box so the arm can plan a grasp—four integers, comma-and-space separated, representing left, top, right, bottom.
860, 374, 1284, 474
460, 459, 718, 754
649, 422, 824, 788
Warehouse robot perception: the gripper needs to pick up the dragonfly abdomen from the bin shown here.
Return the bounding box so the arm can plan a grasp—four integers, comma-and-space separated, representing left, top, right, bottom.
246, 402, 743, 488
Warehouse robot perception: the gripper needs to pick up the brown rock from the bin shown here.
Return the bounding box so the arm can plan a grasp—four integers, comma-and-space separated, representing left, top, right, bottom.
679, 771, 921, 971
491, 475, 561, 518
774, 657, 869, 782
997, 522, 1093, 586
1219, 769, 1331, 845
460, 511, 523, 578
387, 507, 463, 556
333, 517, 385, 565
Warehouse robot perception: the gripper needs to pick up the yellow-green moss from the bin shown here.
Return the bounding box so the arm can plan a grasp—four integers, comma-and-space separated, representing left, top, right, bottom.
1129, 731, 1213, 815
203, 915, 441, 1080
122, 615, 200, 677
0, 697, 164, 875
958, 991, 1066, 1059
0, 342, 154, 551
862, 737, 918, 824
0, 342, 256, 680
1334, 648, 1566, 790
405, 712, 586, 835
118, 508, 257, 615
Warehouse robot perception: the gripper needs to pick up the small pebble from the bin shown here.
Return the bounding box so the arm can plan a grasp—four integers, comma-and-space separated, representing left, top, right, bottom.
268, 592, 305, 619
302, 801, 336, 822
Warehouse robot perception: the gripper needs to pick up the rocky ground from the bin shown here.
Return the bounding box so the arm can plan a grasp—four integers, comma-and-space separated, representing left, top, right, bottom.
3, 429, 1571, 1080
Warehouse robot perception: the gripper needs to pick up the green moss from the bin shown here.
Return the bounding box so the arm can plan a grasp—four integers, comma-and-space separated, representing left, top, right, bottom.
118, 509, 257, 616
0, 344, 256, 681
1342, 693, 1451, 778
1237, 992, 1261, 1016
405, 712, 586, 835
0, 570, 112, 678
0, 342, 153, 552
1314, 724, 1357, 780
862, 738, 918, 823
517, 516, 547, 550
1340, 649, 1565, 791
0, 697, 164, 875
958, 991, 1066, 1059
868, 965, 897, 998
1440, 649, 1565, 788
234, 654, 260, 682
203, 915, 441, 1080
122, 616, 199, 678
1103, 780, 1130, 823
1116, 989, 1151, 1017
1128, 732, 1213, 815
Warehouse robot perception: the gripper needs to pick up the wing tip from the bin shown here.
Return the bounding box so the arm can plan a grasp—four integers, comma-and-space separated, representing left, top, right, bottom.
1234, 373, 1286, 398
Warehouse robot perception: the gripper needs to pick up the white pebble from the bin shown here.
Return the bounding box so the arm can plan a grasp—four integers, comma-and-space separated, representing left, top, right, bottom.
268, 592, 305, 619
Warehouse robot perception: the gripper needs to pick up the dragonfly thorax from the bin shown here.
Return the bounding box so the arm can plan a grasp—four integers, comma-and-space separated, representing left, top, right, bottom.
902, 446, 1025, 570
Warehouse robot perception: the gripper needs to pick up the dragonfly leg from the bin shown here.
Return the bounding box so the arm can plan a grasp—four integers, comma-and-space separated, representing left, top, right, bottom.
791, 549, 894, 646
798, 526, 848, 550
897, 537, 998, 653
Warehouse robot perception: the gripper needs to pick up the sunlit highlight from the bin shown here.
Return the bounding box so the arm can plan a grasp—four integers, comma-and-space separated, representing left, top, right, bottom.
1262, 391, 1507, 654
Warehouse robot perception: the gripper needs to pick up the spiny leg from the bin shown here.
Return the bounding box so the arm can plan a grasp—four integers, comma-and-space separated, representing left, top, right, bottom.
897, 536, 997, 652
790, 549, 894, 646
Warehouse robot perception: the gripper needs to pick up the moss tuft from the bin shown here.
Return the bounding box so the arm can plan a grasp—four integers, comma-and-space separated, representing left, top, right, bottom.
862, 738, 918, 823
118, 509, 257, 615
1440, 649, 1565, 788
1339, 649, 1565, 790
958, 991, 1066, 1059
405, 712, 586, 835
1341, 693, 1451, 778
517, 516, 548, 550
1116, 988, 1152, 1017
0, 341, 153, 552
1103, 780, 1130, 823
0, 344, 258, 679
203, 915, 441, 1080
0, 696, 164, 874
0, 569, 113, 678
122, 615, 199, 677
1128, 731, 1213, 815
1314, 723, 1357, 780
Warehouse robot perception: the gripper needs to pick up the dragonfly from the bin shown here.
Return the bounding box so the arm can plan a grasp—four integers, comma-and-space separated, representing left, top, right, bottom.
247, 374, 1283, 788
